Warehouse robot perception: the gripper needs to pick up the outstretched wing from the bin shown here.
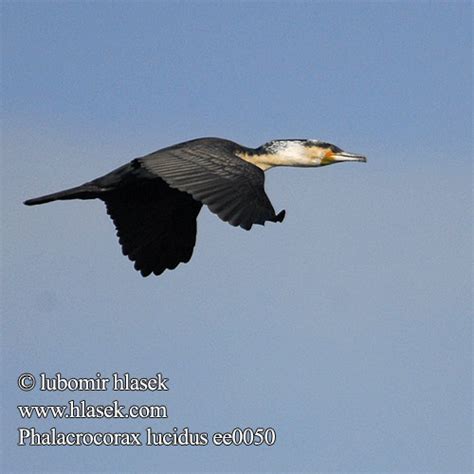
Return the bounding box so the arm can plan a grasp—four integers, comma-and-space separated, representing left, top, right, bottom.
136, 138, 285, 231
103, 178, 202, 277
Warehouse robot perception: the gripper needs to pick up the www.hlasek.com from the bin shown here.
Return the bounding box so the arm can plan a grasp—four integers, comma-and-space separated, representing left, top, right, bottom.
17, 371, 276, 447
18, 399, 167, 420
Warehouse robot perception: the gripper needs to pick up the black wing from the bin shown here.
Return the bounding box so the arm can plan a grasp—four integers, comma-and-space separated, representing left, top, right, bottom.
136, 138, 285, 231
103, 178, 202, 277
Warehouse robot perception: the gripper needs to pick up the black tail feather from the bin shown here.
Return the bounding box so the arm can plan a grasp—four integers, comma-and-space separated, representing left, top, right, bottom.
24, 184, 102, 206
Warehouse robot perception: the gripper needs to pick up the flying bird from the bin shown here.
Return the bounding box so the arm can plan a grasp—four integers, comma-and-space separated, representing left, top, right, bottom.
24, 137, 366, 277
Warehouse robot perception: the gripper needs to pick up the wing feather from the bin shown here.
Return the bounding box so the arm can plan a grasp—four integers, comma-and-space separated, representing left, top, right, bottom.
103, 178, 202, 277
137, 138, 284, 230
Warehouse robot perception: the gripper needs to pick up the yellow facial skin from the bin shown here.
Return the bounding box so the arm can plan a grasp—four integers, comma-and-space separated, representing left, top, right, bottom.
320, 149, 335, 165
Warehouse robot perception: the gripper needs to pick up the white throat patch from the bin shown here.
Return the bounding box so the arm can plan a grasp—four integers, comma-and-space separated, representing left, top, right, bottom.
237, 139, 325, 171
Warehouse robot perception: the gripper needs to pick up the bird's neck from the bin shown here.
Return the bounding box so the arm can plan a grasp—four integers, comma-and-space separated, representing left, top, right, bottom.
236, 147, 315, 171
236, 151, 275, 171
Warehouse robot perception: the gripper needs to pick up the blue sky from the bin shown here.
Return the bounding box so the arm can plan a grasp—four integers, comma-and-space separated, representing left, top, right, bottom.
1, 2, 472, 473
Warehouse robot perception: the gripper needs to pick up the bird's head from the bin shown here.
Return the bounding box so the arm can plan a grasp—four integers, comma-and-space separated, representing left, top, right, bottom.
257, 139, 367, 169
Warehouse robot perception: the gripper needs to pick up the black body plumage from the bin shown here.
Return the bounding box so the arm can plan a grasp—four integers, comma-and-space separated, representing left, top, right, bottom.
24, 137, 285, 277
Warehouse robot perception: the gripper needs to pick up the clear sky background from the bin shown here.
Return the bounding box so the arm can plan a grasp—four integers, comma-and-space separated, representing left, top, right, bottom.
1, 1, 472, 473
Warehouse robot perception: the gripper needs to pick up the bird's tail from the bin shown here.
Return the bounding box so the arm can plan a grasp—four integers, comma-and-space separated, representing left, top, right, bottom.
24, 183, 102, 206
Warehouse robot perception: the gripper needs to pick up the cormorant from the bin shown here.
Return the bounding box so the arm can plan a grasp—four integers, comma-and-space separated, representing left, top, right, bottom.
24, 137, 366, 277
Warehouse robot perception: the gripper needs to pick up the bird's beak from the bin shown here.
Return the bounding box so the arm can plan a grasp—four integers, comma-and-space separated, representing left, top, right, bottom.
320, 149, 367, 165
332, 151, 367, 163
